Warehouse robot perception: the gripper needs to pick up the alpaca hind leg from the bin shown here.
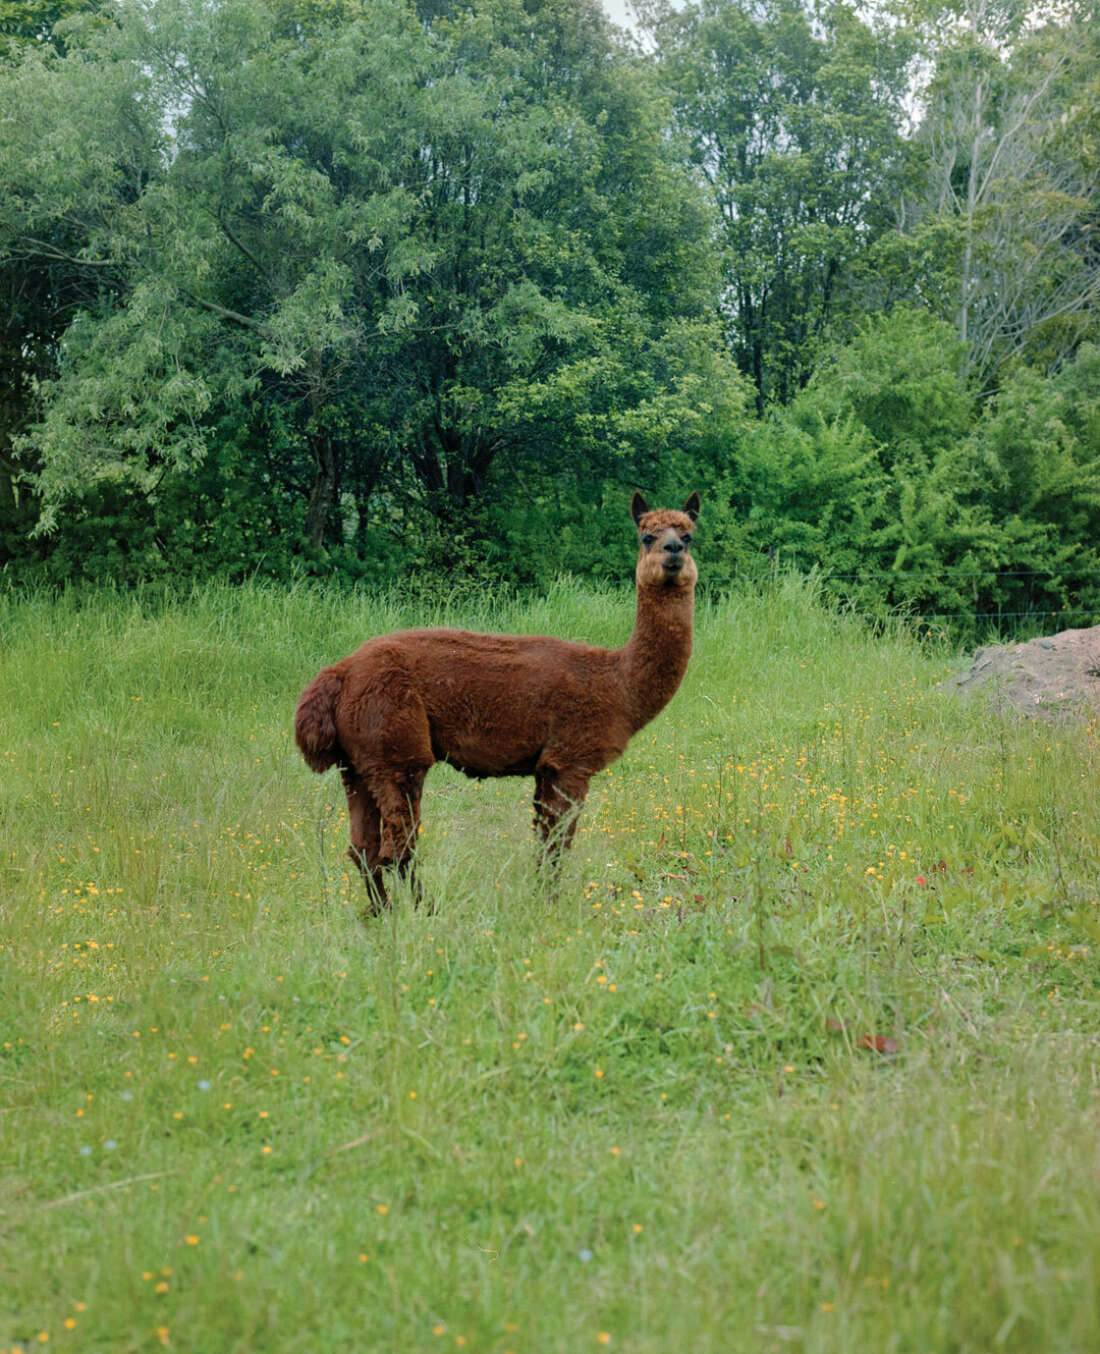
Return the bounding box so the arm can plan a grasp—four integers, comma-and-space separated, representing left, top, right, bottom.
340, 666, 434, 908
370, 768, 428, 903
534, 767, 591, 882
341, 768, 387, 914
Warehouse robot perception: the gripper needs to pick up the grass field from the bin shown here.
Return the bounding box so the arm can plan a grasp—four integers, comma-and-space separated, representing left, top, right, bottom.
2, 577, 1099, 1354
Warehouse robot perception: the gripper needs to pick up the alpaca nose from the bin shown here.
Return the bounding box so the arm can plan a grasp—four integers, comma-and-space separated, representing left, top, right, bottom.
664, 540, 683, 555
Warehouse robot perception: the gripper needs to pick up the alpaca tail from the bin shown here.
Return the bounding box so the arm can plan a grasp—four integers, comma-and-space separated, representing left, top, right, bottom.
294, 667, 345, 773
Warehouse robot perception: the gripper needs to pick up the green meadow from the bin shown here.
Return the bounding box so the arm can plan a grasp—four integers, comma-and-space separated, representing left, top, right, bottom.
2, 578, 1099, 1354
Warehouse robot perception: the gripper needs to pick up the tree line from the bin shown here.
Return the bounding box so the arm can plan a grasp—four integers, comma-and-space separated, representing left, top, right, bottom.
1, 0, 1098, 632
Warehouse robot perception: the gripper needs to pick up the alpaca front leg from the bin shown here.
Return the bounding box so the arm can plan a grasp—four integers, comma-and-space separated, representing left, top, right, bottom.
534, 767, 590, 878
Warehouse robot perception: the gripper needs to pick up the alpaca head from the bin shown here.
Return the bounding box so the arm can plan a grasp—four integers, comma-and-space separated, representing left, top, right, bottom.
631, 491, 700, 591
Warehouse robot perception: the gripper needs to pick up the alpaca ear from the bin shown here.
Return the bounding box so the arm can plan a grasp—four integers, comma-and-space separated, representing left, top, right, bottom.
682, 491, 701, 522
631, 491, 649, 527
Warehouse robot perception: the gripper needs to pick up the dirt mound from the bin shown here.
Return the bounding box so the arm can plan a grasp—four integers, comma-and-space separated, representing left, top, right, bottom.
952, 624, 1100, 718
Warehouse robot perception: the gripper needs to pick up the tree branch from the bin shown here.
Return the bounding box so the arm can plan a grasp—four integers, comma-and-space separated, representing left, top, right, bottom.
183, 292, 267, 332
19, 238, 117, 268
210, 211, 270, 283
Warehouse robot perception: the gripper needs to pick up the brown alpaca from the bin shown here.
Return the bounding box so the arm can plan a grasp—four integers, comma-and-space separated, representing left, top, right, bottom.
295, 491, 700, 909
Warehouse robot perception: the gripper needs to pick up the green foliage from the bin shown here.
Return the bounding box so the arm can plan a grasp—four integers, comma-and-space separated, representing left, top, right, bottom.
960, 355, 1100, 614
651, 0, 914, 408
808, 309, 972, 463
0, 0, 106, 57
1051, 341, 1100, 455
2, 406, 310, 585
691, 312, 1100, 636
1, 0, 735, 556
702, 403, 880, 583
1, 0, 1099, 616
896, 0, 1100, 384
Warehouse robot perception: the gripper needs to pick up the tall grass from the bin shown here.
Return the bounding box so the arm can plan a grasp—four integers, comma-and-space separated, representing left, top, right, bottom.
2, 577, 1098, 1353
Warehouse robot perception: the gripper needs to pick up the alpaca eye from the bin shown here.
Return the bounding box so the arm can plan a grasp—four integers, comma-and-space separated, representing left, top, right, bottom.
642, 534, 656, 547
682, 535, 693, 547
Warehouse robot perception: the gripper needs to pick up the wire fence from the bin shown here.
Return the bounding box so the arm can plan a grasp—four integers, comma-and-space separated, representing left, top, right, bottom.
696, 565, 1100, 632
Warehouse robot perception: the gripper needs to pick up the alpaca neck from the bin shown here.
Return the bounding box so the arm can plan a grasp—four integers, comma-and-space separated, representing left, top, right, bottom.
618, 582, 695, 733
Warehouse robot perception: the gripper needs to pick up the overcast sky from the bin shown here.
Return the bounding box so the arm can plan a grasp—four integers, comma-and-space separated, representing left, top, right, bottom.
600, 0, 637, 32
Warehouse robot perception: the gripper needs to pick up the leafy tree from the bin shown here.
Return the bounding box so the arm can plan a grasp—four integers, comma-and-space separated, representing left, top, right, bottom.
709, 401, 882, 580
900, 0, 1100, 385
0, 0, 736, 568
0, 0, 111, 568
806, 307, 972, 465
0, 0, 106, 57
965, 356, 1100, 599
748, 312, 1100, 628
645, 0, 913, 409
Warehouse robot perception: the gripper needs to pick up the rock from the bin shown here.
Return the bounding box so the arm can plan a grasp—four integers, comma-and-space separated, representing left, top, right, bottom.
952, 624, 1100, 719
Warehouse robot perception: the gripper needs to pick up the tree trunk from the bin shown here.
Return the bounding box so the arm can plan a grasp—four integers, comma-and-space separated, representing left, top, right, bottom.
304, 432, 339, 550
958, 72, 983, 365
446, 455, 467, 508
0, 454, 16, 512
